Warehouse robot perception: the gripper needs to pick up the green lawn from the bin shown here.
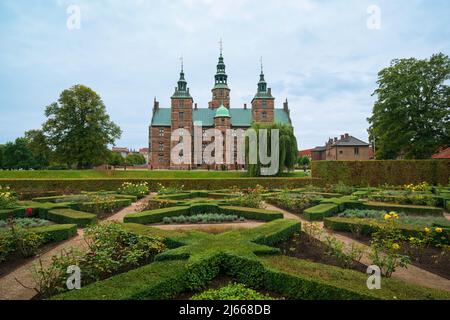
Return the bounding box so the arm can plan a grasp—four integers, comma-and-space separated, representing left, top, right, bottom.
0, 169, 308, 180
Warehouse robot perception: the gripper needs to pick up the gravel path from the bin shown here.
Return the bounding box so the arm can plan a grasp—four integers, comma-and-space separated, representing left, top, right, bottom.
264, 203, 450, 292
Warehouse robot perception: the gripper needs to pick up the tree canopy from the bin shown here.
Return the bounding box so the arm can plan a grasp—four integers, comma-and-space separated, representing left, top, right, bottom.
368, 53, 450, 159
246, 123, 298, 177
2, 138, 37, 170
43, 85, 122, 169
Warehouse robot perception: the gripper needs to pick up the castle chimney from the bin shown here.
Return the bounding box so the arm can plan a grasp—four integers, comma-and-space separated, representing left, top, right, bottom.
341, 134, 345, 140
345, 133, 349, 139
268, 88, 272, 96
194, 103, 198, 110
153, 97, 159, 111
244, 103, 247, 110
334, 137, 338, 142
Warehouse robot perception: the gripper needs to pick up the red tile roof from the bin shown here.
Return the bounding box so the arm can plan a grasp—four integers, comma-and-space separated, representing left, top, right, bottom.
432, 147, 450, 159
298, 149, 313, 157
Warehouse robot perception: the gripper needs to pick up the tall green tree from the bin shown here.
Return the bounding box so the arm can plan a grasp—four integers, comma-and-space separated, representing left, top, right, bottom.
0, 145, 4, 169
25, 129, 52, 168
368, 53, 450, 159
126, 153, 146, 166
246, 123, 298, 177
2, 138, 37, 170
43, 85, 122, 169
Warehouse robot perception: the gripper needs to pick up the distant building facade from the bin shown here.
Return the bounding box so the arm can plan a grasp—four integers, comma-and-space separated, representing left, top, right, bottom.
148, 49, 293, 169
312, 134, 371, 161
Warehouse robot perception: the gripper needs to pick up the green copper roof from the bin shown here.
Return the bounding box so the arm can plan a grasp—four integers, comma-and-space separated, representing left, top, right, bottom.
151, 108, 291, 127
215, 105, 231, 118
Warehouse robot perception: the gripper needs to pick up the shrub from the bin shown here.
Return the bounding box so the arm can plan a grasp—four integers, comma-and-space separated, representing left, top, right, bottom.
46, 209, 96, 227
0, 225, 44, 262
0, 185, 17, 209
303, 203, 339, 221
311, 160, 449, 186
117, 182, 149, 198
363, 202, 443, 216
266, 192, 322, 214
163, 214, 241, 225
0, 218, 52, 229
191, 283, 274, 300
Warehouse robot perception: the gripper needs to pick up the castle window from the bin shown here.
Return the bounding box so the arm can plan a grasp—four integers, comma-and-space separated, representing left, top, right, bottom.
159, 142, 164, 152
159, 128, 164, 137
178, 100, 184, 108
179, 112, 184, 121
354, 147, 360, 155
262, 100, 267, 108
158, 156, 164, 163
262, 112, 267, 120
221, 118, 225, 124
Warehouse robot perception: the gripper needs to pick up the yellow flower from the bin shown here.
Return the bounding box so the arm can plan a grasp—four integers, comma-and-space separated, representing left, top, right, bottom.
392, 243, 400, 250
435, 228, 443, 234
384, 214, 391, 221
424, 227, 431, 233
409, 237, 415, 241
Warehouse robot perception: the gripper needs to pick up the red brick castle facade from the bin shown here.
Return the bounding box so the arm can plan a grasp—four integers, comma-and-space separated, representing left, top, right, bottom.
149, 49, 292, 169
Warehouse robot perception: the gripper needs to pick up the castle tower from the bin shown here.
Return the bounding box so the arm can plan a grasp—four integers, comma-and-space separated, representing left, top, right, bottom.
214, 102, 231, 168
209, 40, 230, 109
251, 59, 274, 123
170, 59, 193, 169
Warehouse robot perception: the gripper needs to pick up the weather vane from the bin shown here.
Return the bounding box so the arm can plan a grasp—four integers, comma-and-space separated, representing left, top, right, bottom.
219, 38, 223, 56
260, 56, 264, 73
180, 55, 184, 72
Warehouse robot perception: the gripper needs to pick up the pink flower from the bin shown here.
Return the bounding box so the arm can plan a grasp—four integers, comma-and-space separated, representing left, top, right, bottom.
26, 208, 33, 217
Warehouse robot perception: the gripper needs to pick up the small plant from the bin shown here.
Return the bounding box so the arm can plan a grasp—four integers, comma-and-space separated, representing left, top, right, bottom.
228, 185, 265, 208
0, 185, 18, 209
368, 212, 411, 277
403, 182, 430, 192
332, 182, 354, 195
33, 222, 166, 298
324, 235, 365, 269
191, 283, 275, 300
117, 182, 149, 198
163, 214, 242, 225
156, 183, 184, 195
303, 222, 323, 241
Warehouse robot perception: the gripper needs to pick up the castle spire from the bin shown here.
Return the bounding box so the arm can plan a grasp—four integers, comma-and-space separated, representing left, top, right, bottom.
172, 56, 191, 99
214, 39, 228, 89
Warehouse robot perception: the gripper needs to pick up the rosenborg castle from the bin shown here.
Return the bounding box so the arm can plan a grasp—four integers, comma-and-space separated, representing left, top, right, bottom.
148, 50, 293, 170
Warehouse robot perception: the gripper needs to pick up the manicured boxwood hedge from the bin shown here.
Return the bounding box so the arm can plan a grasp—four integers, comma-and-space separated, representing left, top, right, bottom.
31, 224, 78, 243
303, 203, 339, 221
51, 252, 450, 300
312, 160, 449, 186
124, 206, 191, 224
362, 201, 444, 216
124, 205, 283, 225
68, 198, 132, 214
320, 196, 363, 211
219, 206, 283, 222
0, 177, 320, 195
260, 255, 450, 300
46, 209, 97, 227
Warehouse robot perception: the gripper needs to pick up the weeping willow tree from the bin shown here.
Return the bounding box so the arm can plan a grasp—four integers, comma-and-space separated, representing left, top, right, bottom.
245, 123, 298, 177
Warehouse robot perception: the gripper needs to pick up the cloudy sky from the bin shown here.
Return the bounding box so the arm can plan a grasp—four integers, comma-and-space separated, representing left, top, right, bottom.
0, 0, 449, 150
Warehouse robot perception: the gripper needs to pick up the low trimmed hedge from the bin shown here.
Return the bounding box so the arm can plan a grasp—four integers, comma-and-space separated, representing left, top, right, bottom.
303, 203, 339, 221
69, 198, 132, 214
31, 224, 78, 243
46, 209, 96, 227
219, 206, 283, 222
362, 201, 444, 216
0, 178, 320, 195
51, 251, 450, 300
124, 206, 190, 224
320, 196, 363, 211
312, 160, 449, 186
124, 205, 283, 225
260, 255, 450, 300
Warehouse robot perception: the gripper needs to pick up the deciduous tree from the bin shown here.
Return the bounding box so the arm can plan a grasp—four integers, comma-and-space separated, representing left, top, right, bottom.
368, 53, 450, 159
43, 85, 122, 169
